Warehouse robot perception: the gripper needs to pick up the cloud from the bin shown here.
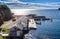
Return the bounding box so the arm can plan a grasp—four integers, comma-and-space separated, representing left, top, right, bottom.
0, 0, 60, 9
1, 0, 19, 2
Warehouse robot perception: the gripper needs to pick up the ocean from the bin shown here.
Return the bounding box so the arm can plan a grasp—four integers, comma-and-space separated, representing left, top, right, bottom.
28, 9, 60, 39
11, 9, 60, 39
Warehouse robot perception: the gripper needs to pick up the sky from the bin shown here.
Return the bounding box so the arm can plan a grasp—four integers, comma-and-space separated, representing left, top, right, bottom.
20, 0, 60, 3
0, 0, 60, 9
0, 0, 60, 15
1, 0, 60, 3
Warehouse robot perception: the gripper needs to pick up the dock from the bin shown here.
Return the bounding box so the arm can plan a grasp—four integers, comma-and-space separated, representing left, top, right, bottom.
27, 14, 52, 21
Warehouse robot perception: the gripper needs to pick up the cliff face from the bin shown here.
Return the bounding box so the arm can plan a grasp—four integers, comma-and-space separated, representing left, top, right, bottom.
0, 14, 3, 26
0, 5, 13, 21
0, 5, 13, 26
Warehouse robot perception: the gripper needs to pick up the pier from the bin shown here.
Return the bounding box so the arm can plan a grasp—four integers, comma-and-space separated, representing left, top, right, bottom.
27, 14, 52, 25
27, 14, 52, 21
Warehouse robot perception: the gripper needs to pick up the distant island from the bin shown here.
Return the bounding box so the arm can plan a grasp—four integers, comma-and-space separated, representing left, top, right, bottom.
58, 8, 60, 10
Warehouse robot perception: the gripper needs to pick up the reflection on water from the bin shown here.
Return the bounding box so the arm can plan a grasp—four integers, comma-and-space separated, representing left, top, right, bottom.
29, 9, 60, 39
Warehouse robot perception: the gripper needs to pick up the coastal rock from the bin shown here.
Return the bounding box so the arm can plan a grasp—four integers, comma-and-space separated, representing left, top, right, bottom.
0, 5, 13, 26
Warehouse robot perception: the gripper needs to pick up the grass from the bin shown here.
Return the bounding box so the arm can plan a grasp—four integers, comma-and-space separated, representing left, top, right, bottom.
0, 28, 9, 39
1, 20, 15, 29
0, 35, 3, 39
2, 28, 9, 34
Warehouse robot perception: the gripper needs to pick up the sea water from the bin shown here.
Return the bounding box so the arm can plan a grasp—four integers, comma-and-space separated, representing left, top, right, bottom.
29, 9, 60, 39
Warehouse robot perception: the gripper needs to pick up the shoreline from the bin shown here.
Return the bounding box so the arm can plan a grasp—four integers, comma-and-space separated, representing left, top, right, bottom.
10, 9, 36, 15
10, 8, 58, 15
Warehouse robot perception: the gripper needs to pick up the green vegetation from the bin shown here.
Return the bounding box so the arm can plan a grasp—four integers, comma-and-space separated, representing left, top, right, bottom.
0, 35, 3, 39
0, 28, 9, 34
2, 28, 9, 34
0, 28, 9, 39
